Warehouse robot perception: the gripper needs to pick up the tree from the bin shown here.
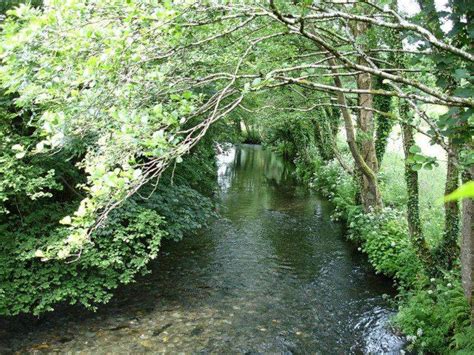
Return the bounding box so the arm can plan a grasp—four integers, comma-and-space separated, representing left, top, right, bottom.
0, 0, 472, 318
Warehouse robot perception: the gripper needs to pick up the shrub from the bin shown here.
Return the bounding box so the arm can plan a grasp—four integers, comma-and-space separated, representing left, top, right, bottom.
395, 273, 470, 353
0, 200, 166, 315
0, 182, 215, 316
139, 184, 216, 242
293, 147, 470, 353
347, 207, 422, 287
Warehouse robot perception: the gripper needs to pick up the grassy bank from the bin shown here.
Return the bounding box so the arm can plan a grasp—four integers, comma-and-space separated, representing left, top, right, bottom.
294, 146, 473, 353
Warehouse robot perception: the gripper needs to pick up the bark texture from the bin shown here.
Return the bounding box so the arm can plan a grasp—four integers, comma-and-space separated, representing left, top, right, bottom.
401, 118, 432, 267
461, 166, 474, 324
461, 193, 474, 324
436, 140, 460, 269
356, 68, 381, 211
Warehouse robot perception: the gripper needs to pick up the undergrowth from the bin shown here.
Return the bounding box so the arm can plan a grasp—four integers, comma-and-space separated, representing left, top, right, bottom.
294, 146, 472, 354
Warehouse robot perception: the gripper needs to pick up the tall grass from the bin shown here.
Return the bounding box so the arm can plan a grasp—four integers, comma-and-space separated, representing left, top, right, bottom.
380, 151, 446, 248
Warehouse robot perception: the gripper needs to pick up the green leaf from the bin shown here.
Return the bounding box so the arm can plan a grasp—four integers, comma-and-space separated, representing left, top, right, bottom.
454, 87, 474, 98
453, 68, 470, 80
412, 163, 423, 171
444, 181, 474, 202
182, 91, 193, 100
413, 155, 426, 162
409, 145, 421, 154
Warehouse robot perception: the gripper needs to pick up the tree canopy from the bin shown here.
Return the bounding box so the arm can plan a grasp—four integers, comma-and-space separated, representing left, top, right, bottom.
0, 0, 473, 350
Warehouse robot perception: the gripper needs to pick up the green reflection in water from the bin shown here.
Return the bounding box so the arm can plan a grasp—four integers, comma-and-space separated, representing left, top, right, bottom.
0, 144, 405, 354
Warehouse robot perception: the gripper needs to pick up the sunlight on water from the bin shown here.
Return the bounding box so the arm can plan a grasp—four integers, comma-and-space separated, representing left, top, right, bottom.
0, 144, 405, 354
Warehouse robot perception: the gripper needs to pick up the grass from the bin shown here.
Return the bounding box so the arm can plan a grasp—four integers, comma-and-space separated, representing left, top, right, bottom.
380, 151, 447, 248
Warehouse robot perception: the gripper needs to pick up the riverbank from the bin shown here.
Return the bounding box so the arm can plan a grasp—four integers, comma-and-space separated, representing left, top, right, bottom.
293, 145, 473, 353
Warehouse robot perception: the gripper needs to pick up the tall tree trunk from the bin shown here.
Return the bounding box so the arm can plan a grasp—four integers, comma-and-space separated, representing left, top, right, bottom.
388, 12, 433, 268
415, 0, 461, 271
401, 117, 432, 267
435, 140, 460, 269
328, 56, 382, 212
356, 63, 381, 211
461, 166, 474, 324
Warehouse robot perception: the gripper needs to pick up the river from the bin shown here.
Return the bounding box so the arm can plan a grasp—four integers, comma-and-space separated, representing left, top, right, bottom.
0, 144, 405, 353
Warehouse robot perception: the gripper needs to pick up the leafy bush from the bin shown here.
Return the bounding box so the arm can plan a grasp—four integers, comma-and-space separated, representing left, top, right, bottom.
395, 274, 471, 353
347, 207, 422, 287
0, 200, 166, 315
293, 146, 470, 353
0, 179, 216, 316
139, 184, 216, 242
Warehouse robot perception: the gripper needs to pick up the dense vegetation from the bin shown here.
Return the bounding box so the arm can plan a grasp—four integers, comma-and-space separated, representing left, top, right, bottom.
0, 0, 472, 352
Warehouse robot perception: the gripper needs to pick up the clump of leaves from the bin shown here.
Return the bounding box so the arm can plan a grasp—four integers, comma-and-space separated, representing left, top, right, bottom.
406, 145, 438, 171
0, 200, 166, 315
395, 273, 470, 353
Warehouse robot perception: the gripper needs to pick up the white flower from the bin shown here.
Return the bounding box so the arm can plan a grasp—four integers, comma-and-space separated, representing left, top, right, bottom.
430, 278, 435, 282
427, 290, 433, 295
417, 328, 423, 337
390, 241, 396, 247
357, 247, 362, 251
447, 283, 452, 288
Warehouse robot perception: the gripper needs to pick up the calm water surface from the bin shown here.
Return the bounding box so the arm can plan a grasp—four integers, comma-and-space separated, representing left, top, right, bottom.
0, 145, 405, 354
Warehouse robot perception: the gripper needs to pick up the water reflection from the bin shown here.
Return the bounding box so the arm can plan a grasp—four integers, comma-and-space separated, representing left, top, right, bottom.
0, 144, 405, 354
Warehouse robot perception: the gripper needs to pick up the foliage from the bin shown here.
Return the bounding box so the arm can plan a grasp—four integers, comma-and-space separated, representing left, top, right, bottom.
0, 200, 166, 315
139, 184, 216, 243
395, 273, 470, 353
0, 165, 216, 316
0, 1, 207, 259
262, 113, 314, 159
292, 139, 468, 353
444, 181, 474, 201
374, 78, 395, 165
348, 208, 423, 287
0, 0, 228, 316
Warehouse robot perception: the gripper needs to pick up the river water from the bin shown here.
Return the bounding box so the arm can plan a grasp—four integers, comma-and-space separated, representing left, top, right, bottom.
0, 144, 405, 354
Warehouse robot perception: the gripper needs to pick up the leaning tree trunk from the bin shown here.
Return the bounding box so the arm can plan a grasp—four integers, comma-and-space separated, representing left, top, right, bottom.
356, 66, 381, 211
329, 71, 382, 212
328, 56, 382, 212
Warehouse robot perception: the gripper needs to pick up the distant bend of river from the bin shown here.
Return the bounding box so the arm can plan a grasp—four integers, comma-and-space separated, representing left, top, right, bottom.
0, 144, 405, 354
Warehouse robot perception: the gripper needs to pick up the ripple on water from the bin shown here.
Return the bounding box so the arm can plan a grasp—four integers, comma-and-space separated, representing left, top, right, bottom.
0, 145, 406, 354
